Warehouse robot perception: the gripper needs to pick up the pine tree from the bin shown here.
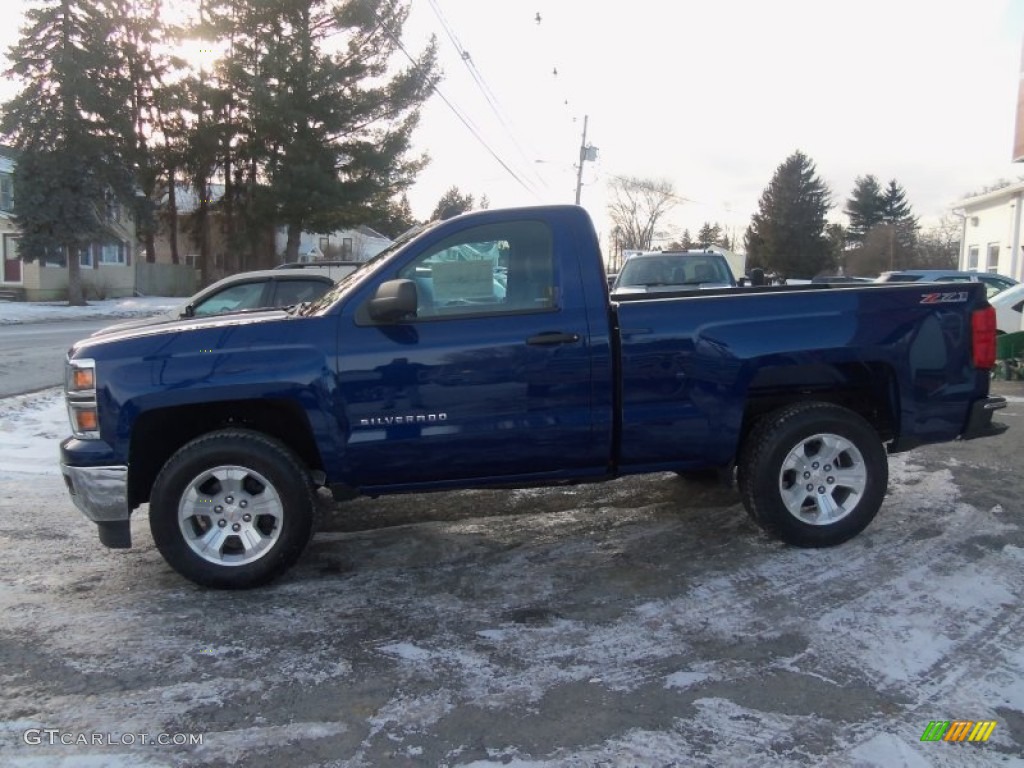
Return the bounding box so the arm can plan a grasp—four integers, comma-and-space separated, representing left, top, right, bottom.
431, 186, 475, 220
1, 0, 135, 305
844, 175, 885, 246
697, 222, 722, 248
880, 179, 917, 251
744, 151, 834, 279
366, 193, 419, 238
114, 0, 179, 264
264, 0, 438, 262
844, 178, 919, 273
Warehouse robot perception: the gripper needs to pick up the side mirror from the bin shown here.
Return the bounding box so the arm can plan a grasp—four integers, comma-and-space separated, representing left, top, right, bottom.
182, 304, 195, 318
368, 279, 417, 323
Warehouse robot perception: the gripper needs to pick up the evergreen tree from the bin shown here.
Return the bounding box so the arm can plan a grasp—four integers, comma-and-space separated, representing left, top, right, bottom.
175, 0, 438, 269
744, 151, 833, 279
264, 0, 438, 262
880, 178, 917, 250
844, 175, 885, 245
366, 192, 419, 238
844, 178, 919, 274
114, 0, 180, 264
697, 222, 722, 248
1, 0, 135, 305
825, 222, 847, 274
431, 186, 475, 220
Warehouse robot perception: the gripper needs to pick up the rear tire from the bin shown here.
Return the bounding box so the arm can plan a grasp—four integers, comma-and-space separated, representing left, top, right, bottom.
737, 402, 888, 547
149, 429, 315, 588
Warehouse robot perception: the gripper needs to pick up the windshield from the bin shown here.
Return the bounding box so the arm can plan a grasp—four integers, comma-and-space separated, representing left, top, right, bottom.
297, 220, 440, 316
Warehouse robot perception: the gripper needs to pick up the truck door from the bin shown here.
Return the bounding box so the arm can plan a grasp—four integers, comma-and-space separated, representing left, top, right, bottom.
336, 217, 606, 488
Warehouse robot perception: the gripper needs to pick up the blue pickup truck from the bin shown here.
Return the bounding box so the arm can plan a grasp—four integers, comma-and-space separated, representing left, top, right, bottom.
61, 205, 1007, 588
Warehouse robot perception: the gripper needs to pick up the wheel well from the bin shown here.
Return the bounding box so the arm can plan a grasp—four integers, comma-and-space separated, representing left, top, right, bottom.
127, 399, 323, 507
741, 362, 897, 449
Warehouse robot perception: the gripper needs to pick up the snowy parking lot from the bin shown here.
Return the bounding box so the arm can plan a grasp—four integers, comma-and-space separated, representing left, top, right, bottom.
0, 378, 1022, 766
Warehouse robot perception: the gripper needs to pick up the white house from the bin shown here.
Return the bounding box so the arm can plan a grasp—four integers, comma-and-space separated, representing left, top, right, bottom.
275, 225, 392, 263
955, 182, 1024, 281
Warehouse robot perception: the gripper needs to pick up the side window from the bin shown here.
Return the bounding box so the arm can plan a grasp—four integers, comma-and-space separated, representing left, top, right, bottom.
193, 282, 267, 316
273, 279, 330, 307
398, 220, 556, 318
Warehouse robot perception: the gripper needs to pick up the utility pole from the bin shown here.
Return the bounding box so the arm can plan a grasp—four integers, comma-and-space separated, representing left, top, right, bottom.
574, 115, 597, 205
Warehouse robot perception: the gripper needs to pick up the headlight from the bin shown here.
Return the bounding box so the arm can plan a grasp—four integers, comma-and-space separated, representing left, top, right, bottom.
65, 358, 100, 439
66, 358, 96, 393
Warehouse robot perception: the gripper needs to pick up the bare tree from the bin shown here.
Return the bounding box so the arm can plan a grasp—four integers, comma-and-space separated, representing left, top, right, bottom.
606, 176, 678, 251
914, 214, 962, 270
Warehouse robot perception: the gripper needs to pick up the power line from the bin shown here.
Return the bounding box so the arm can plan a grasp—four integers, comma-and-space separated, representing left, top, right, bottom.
373, 12, 545, 202
425, 0, 551, 197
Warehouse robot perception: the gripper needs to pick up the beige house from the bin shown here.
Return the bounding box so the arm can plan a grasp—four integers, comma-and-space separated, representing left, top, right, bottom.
955, 182, 1024, 281
0, 146, 138, 301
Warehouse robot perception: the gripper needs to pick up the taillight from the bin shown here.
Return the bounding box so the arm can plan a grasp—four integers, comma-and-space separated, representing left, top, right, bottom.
971, 306, 997, 370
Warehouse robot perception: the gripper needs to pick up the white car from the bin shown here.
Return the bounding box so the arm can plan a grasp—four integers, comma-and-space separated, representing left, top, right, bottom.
91, 270, 335, 337
876, 269, 1018, 299
989, 282, 1024, 334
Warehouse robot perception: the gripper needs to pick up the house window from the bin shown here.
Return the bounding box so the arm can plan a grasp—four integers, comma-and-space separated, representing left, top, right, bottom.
43, 246, 65, 267
967, 246, 979, 270
98, 242, 126, 265
79, 245, 93, 268
0, 173, 13, 212
319, 237, 329, 252
342, 238, 353, 258
987, 243, 1000, 273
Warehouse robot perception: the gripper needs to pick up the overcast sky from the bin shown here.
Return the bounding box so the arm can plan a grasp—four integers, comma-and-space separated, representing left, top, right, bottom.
401, 0, 1024, 244
1, 0, 1022, 247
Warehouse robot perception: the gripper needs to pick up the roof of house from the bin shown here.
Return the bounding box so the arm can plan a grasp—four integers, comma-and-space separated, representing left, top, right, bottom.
355, 224, 389, 240
957, 181, 1024, 210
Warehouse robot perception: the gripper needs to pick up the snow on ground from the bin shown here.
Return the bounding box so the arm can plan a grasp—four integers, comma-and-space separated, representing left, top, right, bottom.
0, 388, 64, 475
1, 388, 1022, 766
0, 296, 180, 326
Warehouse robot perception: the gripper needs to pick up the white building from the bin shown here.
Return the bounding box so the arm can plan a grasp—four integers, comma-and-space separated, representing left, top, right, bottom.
275, 225, 392, 263
955, 182, 1024, 280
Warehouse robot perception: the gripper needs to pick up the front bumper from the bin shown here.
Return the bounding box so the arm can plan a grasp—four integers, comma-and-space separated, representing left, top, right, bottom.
61, 463, 130, 522
61, 463, 133, 548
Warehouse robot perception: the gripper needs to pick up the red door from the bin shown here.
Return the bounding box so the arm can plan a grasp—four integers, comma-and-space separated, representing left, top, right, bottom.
3, 236, 21, 283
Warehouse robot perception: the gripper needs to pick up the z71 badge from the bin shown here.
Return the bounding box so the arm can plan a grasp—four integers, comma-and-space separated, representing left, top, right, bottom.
920, 291, 969, 304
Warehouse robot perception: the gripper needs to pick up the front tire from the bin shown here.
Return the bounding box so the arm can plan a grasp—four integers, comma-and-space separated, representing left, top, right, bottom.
149, 430, 315, 588
737, 402, 888, 547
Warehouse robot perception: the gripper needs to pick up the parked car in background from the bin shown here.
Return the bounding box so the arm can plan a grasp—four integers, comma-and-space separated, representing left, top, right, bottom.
989, 282, 1024, 334
273, 260, 363, 280
92, 270, 335, 337
876, 269, 1018, 298
611, 250, 736, 294
810, 275, 874, 284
